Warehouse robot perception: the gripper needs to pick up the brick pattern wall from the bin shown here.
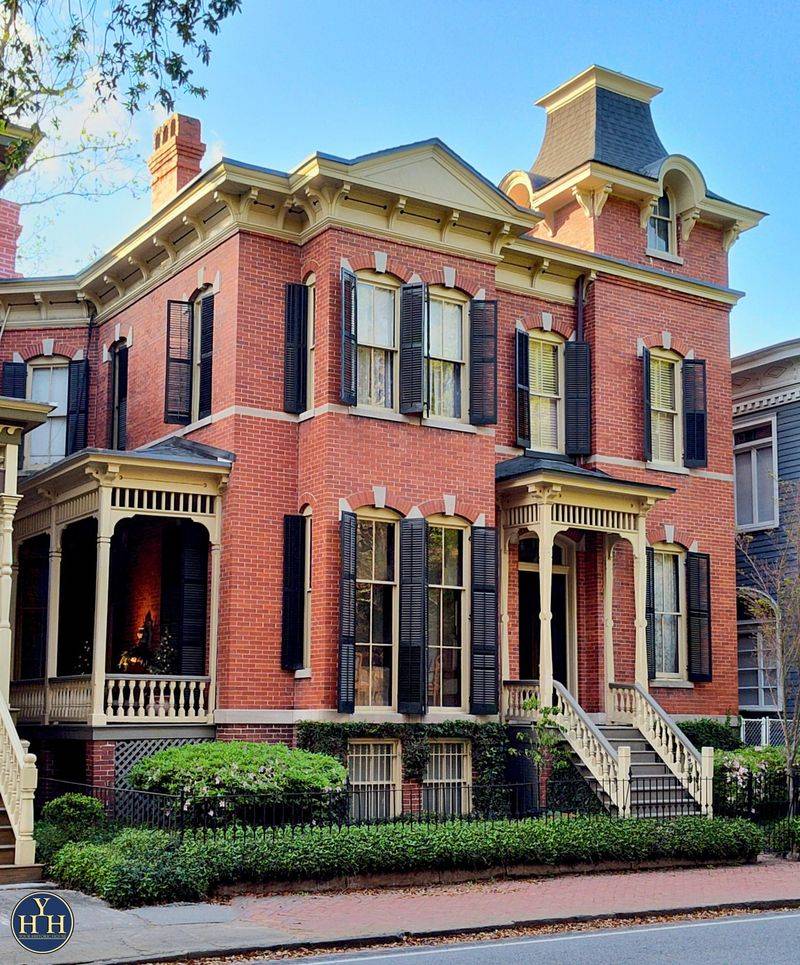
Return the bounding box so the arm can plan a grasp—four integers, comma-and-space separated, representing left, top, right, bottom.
85, 740, 116, 785
0, 200, 21, 278
216, 724, 296, 745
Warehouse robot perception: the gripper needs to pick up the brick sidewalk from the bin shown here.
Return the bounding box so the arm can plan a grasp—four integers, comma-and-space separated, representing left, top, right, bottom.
1, 858, 799, 964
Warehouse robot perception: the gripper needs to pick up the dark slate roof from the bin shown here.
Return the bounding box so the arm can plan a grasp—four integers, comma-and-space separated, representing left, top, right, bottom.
495, 453, 674, 493
531, 86, 669, 187
136, 436, 236, 465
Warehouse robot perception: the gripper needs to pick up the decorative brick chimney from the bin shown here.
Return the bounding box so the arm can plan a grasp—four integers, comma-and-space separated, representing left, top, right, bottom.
0, 200, 21, 278
147, 114, 206, 213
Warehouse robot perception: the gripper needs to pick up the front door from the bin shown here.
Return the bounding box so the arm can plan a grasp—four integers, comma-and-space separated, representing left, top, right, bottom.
517, 537, 572, 691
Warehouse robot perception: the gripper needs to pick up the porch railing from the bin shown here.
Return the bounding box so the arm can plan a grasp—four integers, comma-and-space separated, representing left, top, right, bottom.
501, 679, 541, 720
11, 674, 213, 725
609, 682, 713, 815
104, 674, 212, 722
0, 689, 37, 864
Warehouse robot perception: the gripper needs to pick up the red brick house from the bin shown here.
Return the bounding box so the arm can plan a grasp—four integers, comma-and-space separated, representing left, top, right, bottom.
0, 67, 764, 834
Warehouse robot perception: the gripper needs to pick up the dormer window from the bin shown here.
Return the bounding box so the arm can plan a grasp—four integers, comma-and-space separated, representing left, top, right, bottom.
647, 192, 675, 255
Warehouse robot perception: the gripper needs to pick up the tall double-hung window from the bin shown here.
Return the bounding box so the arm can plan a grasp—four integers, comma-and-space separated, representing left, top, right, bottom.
356, 280, 396, 408
354, 516, 397, 707
165, 288, 215, 424
426, 524, 465, 708
734, 419, 778, 530
427, 295, 465, 419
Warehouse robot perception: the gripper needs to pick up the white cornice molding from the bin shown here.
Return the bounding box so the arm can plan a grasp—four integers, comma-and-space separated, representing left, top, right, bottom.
733, 388, 800, 416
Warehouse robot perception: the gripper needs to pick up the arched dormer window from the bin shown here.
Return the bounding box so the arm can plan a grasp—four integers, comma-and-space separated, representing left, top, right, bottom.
647, 191, 676, 255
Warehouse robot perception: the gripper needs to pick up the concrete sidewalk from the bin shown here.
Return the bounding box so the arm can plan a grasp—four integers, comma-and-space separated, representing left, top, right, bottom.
1, 858, 799, 964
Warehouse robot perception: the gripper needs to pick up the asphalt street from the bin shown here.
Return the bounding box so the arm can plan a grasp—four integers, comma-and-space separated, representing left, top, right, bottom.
258, 910, 800, 965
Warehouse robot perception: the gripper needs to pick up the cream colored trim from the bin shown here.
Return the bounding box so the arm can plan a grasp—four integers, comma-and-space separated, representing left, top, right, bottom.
585, 453, 734, 483
213, 708, 497, 724
733, 388, 800, 416
536, 66, 662, 112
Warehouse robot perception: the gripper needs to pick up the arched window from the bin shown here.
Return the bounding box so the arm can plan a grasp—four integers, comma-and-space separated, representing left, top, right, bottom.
647, 191, 675, 255
165, 285, 215, 425
528, 331, 564, 452
356, 272, 399, 409
26, 356, 70, 468
648, 348, 682, 465
427, 288, 468, 420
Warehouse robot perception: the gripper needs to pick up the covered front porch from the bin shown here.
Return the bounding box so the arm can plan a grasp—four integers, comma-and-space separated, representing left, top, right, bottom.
496, 455, 674, 719
9, 439, 232, 728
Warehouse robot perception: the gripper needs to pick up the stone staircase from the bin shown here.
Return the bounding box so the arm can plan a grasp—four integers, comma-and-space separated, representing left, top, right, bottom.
0, 802, 42, 884
573, 723, 700, 817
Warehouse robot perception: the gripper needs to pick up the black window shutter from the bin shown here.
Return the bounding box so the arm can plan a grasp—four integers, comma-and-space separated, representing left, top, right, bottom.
109, 345, 129, 449
283, 283, 308, 414
564, 340, 592, 456
468, 300, 497, 426
682, 359, 708, 468
338, 511, 357, 712
642, 347, 652, 462
340, 268, 357, 406
281, 514, 307, 671
162, 523, 208, 676
197, 295, 214, 420
470, 526, 498, 715
515, 329, 531, 448
687, 551, 712, 682
398, 516, 427, 714
165, 300, 193, 424
646, 546, 656, 680
66, 359, 89, 455
399, 283, 427, 415
2, 361, 27, 399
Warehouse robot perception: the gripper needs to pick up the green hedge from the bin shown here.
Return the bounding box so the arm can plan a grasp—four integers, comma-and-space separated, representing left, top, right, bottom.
126, 741, 347, 808
50, 816, 763, 908
679, 718, 742, 751
36, 793, 113, 867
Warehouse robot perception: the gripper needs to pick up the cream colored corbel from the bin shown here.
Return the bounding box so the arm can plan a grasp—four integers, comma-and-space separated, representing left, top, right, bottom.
182, 213, 207, 242
153, 235, 177, 265
639, 195, 658, 230
331, 182, 351, 215
238, 187, 259, 218
572, 186, 593, 219
388, 196, 407, 230
127, 254, 150, 281
103, 273, 124, 298
440, 209, 460, 244
33, 293, 47, 321
530, 257, 550, 288
491, 221, 512, 255
723, 220, 745, 252
593, 184, 613, 217
76, 291, 102, 316
680, 207, 701, 242
276, 196, 294, 231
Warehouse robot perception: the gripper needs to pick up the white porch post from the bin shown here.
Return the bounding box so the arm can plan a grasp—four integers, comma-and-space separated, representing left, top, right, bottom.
603, 534, 616, 718
632, 515, 649, 690
90, 489, 113, 726
537, 504, 555, 707
44, 516, 62, 724
206, 541, 222, 721
0, 442, 21, 701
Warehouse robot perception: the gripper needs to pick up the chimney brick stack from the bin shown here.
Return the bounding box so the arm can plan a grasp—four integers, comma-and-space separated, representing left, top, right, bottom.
147, 114, 206, 212
0, 200, 22, 278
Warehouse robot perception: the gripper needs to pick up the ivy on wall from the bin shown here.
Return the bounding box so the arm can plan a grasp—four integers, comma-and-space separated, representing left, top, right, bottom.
296, 720, 511, 785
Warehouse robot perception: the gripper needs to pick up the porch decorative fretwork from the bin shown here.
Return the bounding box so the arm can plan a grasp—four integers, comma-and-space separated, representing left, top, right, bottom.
11, 444, 231, 728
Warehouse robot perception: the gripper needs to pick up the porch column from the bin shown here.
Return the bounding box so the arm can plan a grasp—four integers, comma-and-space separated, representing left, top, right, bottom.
537, 503, 555, 707
0, 442, 21, 701
90, 489, 113, 726
632, 515, 649, 690
603, 534, 616, 717
206, 541, 222, 719
44, 522, 62, 724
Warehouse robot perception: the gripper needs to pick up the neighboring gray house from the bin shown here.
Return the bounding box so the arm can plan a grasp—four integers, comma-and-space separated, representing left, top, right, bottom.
732, 337, 800, 744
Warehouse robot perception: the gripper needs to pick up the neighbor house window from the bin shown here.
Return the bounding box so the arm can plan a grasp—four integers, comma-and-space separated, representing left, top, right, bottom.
26, 359, 69, 468
653, 549, 685, 678
649, 352, 681, 464
347, 739, 400, 821
529, 332, 563, 452
427, 524, 465, 707
357, 280, 396, 408
647, 192, 674, 254
355, 517, 397, 707
427, 295, 465, 419
423, 740, 471, 816
734, 419, 778, 530
737, 621, 779, 712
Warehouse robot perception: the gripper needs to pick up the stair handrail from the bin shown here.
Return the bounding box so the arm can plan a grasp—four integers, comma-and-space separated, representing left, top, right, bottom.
553, 680, 629, 815
609, 682, 711, 813
0, 689, 37, 864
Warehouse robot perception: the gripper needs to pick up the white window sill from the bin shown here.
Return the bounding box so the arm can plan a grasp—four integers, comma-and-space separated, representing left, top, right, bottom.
646, 248, 684, 266
646, 461, 690, 476
346, 405, 480, 434
294, 668, 312, 679
736, 522, 779, 534
651, 679, 694, 690
422, 417, 478, 435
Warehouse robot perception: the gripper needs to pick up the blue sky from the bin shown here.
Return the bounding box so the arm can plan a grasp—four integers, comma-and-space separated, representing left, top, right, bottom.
15, 0, 798, 355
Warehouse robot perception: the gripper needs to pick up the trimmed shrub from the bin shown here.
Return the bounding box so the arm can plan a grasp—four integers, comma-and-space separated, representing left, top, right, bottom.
679, 718, 742, 751
36, 793, 112, 867
50, 816, 763, 908
127, 741, 347, 807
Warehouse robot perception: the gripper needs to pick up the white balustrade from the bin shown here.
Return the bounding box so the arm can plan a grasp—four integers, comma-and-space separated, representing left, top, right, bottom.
48, 676, 93, 722
609, 682, 712, 814
9, 680, 46, 724
0, 690, 37, 864
104, 675, 212, 722
501, 680, 541, 720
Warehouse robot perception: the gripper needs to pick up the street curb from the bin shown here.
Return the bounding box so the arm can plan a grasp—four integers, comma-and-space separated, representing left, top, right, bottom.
103, 897, 800, 964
